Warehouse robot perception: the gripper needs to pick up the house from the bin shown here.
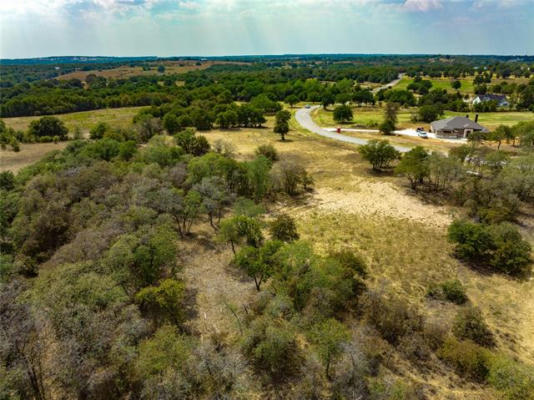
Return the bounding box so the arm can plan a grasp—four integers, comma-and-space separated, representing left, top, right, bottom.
430, 116, 489, 139
472, 94, 509, 107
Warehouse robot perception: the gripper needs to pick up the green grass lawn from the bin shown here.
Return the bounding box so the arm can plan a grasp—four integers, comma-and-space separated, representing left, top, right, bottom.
444, 110, 534, 129
394, 77, 473, 94
314, 106, 418, 129
2, 106, 146, 134
314, 105, 533, 131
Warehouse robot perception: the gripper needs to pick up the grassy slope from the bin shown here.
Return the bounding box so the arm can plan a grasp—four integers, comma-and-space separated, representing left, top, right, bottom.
0, 106, 145, 172
196, 113, 534, 398
394, 76, 530, 95
2, 106, 145, 133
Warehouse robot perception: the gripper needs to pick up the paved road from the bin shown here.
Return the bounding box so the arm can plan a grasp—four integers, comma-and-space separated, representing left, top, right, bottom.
372, 73, 404, 94
295, 106, 411, 153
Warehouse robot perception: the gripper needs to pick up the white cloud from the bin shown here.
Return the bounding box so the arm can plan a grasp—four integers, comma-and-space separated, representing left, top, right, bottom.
402, 0, 443, 12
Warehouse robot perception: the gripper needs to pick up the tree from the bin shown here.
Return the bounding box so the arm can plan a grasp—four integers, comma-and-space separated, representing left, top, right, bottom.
175, 129, 210, 156
333, 105, 353, 123
233, 240, 282, 291
417, 105, 442, 123
490, 125, 510, 150
29, 116, 68, 140
274, 110, 291, 141
285, 94, 299, 108
157, 65, 166, 73
246, 156, 272, 203
379, 119, 396, 135
358, 140, 400, 171
136, 279, 186, 326
311, 319, 350, 379
135, 115, 163, 142
90, 122, 110, 139
451, 80, 462, 90
270, 160, 312, 195
383, 102, 400, 131
322, 92, 335, 110
395, 146, 429, 190
269, 214, 299, 242
163, 113, 181, 134
218, 216, 264, 254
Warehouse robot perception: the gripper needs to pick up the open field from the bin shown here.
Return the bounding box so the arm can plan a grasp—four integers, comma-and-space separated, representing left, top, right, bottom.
2, 106, 144, 134
394, 75, 531, 95
197, 115, 534, 392
56, 60, 245, 81
313, 105, 534, 131
0, 142, 69, 172
1, 104, 532, 398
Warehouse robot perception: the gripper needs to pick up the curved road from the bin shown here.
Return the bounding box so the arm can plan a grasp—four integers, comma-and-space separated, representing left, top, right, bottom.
295, 105, 411, 153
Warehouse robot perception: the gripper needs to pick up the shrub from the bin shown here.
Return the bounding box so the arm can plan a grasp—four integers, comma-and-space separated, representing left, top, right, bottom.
90, 122, 110, 139
333, 104, 353, 123
0, 171, 15, 191
242, 317, 301, 380
363, 291, 423, 345
269, 214, 299, 242
427, 279, 468, 305
438, 337, 490, 382
29, 116, 68, 140
175, 129, 210, 156
327, 250, 367, 278
270, 160, 312, 196
453, 306, 494, 347
255, 144, 279, 162
487, 355, 534, 400
358, 140, 401, 171
487, 223, 532, 276
448, 220, 532, 276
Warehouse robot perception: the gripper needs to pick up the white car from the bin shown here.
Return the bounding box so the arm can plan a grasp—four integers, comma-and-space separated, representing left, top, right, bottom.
416, 128, 428, 138
305, 104, 311, 109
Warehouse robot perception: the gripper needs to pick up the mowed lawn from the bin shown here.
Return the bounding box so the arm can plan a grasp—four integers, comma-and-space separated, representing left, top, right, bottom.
394, 75, 530, 95
2, 106, 146, 134
314, 105, 533, 130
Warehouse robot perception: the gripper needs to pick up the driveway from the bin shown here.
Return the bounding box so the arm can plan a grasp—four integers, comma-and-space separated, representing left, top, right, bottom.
295, 106, 411, 153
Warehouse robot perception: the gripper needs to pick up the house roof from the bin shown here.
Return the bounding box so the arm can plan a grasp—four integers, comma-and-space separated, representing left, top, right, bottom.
431, 116, 489, 133
475, 94, 508, 102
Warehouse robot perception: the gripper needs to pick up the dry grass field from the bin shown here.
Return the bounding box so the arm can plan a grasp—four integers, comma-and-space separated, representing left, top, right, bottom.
196, 115, 534, 399
56, 60, 245, 81
1, 105, 533, 398
0, 142, 69, 172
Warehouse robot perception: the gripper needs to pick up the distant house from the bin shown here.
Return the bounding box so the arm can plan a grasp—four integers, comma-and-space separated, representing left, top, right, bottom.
430, 116, 489, 139
472, 94, 509, 107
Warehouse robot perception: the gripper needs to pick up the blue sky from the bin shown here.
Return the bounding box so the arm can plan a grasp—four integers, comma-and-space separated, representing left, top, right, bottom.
0, 0, 532, 58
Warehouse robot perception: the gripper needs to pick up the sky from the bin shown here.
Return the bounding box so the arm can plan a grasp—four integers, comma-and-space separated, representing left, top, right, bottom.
0, 0, 533, 59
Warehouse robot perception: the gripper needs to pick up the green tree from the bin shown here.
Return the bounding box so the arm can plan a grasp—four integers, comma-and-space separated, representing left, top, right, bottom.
311, 319, 350, 379
452, 80, 462, 90
358, 140, 400, 171
163, 113, 180, 134
218, 216, 264, 254
285, 94, 299, 108
89, 122, 109, 139
490, 125, 510, 150
247, 155, 272, 203
395, 146, 429, 190
269, 214, 299, 242
333, 104, 353, 123
274, 110, 291, 141
322, 92, 335, 110
233, 240, 282, 291
136, 279, 186, 326
417, 105, 442, 123
29, 116, 68, 140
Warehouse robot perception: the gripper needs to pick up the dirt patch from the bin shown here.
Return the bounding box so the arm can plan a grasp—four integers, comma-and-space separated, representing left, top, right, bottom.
0, 142, 68, 173
180, 238, 255, 340
310, 181, 453, 229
